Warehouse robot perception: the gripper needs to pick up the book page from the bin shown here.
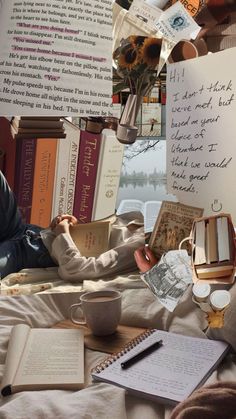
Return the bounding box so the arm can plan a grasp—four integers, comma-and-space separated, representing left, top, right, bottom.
149, 201, 203, 259
166, 48, 236, 223
0, 0, 113, 116
92, 330, 229, 404
116, 199, 144, 216
13, 329, 84, 389
0, 324, 30, 396
143, 201, 162, 233
70, 220, 111, 257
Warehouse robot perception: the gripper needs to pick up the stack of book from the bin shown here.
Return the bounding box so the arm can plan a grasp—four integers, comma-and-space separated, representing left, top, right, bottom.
193, 214, 236, 283
10, 117, 66, 139
0, 117, 124, 228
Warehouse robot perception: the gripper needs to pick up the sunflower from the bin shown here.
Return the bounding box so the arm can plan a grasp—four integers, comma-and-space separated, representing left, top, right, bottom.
128, 35, 146, 47
118, 46, 139, 70
140, 38, 162, 68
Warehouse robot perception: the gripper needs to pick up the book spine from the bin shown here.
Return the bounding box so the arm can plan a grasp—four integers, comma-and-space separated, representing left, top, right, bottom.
73, 131, 102, 223
30, 139, 57, 228
91, 129, 124, 221
51, 138, 70, 218
0, 117, 16, 189
14, 138, 37, 223
65, 138, 80, 215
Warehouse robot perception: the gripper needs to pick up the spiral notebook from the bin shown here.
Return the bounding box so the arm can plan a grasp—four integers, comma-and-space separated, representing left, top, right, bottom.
92, 329, 229, 405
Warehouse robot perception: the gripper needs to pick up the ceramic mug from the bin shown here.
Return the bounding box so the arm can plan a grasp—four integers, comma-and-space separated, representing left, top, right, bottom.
69, 290, 122, 336
168, 40, 199, 63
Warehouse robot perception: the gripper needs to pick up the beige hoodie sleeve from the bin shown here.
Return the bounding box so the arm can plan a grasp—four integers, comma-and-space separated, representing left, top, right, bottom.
51, 225, 145, 282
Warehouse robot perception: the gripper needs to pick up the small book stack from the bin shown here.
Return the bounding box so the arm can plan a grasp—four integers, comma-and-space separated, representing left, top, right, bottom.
192, 214, 236, 284
10, 116, 66, 139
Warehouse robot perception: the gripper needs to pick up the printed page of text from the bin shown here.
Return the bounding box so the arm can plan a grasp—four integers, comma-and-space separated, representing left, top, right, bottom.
0, 0, 113, 116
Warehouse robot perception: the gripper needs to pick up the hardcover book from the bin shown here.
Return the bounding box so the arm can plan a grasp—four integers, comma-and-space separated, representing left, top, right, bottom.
91, 129, 124, 221
73, 130, 102, 223
69, 216, 115, 258
30, 138, 58, 228
0, 324, 84, 396
149, 201, 204, 259
51, 120, 80, 218
14, 138, 37, 223
0, 117, 17, 189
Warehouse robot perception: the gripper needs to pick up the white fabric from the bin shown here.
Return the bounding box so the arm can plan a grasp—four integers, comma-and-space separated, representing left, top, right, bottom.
45, 212, 145, 282
0, 275, 236, 419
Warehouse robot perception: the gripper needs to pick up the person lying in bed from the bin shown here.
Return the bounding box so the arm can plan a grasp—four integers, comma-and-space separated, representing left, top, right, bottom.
0, 170, 145, 280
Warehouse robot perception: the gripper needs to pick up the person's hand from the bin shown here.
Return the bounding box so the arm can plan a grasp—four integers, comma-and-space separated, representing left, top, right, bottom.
134, 246, 158, 273
50, 214, 78, 230
53, 219, 71, 236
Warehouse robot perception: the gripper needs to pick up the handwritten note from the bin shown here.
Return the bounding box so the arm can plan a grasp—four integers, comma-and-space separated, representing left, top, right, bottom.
0, 0, 113, 116
166, 48, 236, 223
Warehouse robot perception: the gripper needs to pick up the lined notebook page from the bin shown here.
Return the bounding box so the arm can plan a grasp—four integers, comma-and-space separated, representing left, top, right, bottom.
92, 330, 228, 405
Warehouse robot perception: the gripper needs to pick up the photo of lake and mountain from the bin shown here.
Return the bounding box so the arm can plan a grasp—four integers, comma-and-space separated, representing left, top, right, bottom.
116, 139, 176, 208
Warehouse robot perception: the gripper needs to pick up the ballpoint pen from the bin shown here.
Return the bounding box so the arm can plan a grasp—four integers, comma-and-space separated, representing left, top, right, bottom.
121, 339, 163, 369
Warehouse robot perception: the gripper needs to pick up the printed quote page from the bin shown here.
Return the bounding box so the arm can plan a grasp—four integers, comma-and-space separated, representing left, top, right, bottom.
0, 0, 113, 116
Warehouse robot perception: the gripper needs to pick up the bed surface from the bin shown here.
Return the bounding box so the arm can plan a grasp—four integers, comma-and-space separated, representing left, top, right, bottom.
0, 270, 236, 418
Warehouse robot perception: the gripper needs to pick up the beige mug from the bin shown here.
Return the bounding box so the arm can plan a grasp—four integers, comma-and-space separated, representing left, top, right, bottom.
168, 40, 199, 63
69, 290, 122, 336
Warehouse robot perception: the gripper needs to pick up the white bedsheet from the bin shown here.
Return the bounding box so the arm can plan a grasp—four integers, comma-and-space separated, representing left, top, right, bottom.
0, 273, 236, 419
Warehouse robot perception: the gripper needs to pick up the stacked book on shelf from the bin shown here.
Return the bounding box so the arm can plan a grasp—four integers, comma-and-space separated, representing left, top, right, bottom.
10, 117, 66, 139
192, 214, 236, 284
0, 117, 124, 229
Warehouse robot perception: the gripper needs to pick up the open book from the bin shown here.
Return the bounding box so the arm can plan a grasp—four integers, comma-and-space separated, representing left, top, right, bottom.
149, 201, 203, 258
0, 324, 84, 396
92, 329, 229, 405
70, 215, 116, 258
116, 199, 162, 233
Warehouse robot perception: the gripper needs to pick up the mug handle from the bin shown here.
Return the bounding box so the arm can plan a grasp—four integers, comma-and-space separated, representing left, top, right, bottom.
69, 303, 86, 325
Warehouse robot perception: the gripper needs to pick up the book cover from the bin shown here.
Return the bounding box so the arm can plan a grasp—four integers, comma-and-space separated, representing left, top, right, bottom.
30, 138, 58, 228
73, 131, 102, 223
0, 117, 16, 189
141, 103, 162, 137
91, 129, 124, 221
64, 120, 81, 216
51, 120, 80, 218
0, 324, 84, 396
69, 219, 111, 258
149, 201, 204, 259
14, 138, 37, 224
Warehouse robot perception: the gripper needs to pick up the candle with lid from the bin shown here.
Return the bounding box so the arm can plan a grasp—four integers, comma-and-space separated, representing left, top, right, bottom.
192, 283, 211, 302
210, 290, 231, 311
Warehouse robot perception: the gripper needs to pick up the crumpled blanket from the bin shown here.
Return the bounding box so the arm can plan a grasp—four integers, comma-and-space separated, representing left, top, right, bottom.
170, 381, 236, 419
